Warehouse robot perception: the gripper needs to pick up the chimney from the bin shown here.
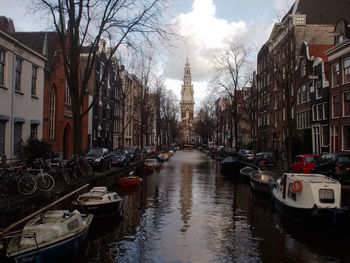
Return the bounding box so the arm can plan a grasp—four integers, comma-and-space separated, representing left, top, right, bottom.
0, 16, 15, 33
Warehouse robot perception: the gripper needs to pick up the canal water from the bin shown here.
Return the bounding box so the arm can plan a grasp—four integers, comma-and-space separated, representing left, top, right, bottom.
72, 149, 350, 263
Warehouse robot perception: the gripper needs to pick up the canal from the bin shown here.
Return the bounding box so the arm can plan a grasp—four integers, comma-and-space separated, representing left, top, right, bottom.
72, 149, 350, 263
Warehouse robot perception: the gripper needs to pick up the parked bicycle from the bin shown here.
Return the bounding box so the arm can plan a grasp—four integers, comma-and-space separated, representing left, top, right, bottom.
65, 155, 94, 179
0, 166, 37, 196
18, 167, 55, 195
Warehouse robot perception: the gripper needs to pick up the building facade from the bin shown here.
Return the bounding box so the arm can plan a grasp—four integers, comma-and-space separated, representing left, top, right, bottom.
0, 17, 45, 163
325, 19, 350, 153
256, 0, 350, 158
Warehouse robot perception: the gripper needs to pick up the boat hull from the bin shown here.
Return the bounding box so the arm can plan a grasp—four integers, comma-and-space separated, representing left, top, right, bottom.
272, 188, 350, 227
250, 178, 272, 195
7, 216, 92, 263
119, 177, 142, 187
75, 200, 122, 217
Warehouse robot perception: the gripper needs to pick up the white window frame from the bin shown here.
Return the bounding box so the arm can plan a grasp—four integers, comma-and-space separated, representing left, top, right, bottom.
343, 57, 350, 84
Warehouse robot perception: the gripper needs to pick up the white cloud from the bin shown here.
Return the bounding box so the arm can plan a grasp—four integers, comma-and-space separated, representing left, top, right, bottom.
163, 0, 273, 105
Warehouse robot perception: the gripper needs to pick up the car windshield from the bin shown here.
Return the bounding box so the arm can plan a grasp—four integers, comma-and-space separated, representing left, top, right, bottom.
145, 159, 155, 163
321, 154, 335, 162
305, 156, 320, 163
338, 155, 350, 163
87, 148, 103, 156
111, 150, 123, 156
124, 148, 136, 154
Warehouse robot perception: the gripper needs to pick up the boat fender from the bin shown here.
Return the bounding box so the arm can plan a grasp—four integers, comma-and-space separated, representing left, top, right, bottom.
292, 180, 302, 192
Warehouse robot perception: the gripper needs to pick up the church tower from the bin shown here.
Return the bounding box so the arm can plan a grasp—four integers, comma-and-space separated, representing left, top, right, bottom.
180, 58, 195, 143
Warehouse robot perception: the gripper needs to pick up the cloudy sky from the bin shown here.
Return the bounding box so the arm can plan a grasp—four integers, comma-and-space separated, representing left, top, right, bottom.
1, 0, 290, 106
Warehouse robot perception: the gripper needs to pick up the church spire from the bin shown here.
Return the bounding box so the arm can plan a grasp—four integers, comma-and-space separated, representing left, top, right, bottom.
183, 58, 192, 86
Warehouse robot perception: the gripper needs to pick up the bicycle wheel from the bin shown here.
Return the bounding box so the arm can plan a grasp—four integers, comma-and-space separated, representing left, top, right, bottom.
17, 175, 37, 195
62, 169, 71, 184
37, 173, 55, 192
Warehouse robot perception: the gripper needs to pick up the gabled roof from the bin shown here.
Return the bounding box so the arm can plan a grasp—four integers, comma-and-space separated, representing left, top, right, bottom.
308, 44, 333, 62
283, 0, 350, 25
12, 31, 58, 70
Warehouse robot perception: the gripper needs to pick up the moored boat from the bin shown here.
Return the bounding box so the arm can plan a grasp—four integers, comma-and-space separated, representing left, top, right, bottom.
73, 187, 123, 217
144, 158, 161, 169
272, 173, 350, 227
240, 166, 257, 180
6, 210, 93, 263
221, 156, 246, 178
119, 175, 142, 187
250, 169, 276, 195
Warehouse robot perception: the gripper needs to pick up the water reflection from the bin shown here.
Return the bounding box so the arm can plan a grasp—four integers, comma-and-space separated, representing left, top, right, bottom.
71, 149, 350, 263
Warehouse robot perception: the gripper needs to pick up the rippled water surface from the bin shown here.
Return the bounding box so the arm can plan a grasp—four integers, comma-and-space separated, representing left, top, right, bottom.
73, 149, 350, 263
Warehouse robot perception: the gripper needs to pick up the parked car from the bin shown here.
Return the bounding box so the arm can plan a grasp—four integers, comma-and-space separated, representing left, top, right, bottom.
244, 150, 255, 161
85, 147, 111, 171
110, 149, 131, 167
255, 152, 276, 168
123, 147, 140, 162
143, 146, 153, 154
312, 152, 350, 184
289, 154, 320, 173
238, 149, 254, 161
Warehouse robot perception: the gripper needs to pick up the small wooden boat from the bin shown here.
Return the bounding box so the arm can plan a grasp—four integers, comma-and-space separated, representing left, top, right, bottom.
272, 173, 350, 227
119, 175, 142, 187
6, 210, 93, 262
73, 187, 123, 217
250, 169, 276, 195
240, 166, 257, 180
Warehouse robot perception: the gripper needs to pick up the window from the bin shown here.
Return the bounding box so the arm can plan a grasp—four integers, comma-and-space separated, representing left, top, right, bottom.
15, 57, 22, 91
296, 16, 305, 25
312, 105, 317, 121
288, 183, 296, 201
319, 189, 334, 203
332, 95, 340, 117
0, 121, 5, 154
49, 87, 55, 140
297, 89, 301, 105
0, 49, 5, 86
344, 125, 350, 150
30, 124, 38, 139
323, 103, 327, 120
332, 63, 340, 87
317, 104, 323, 120
301, 59, 306, 76
344, 58, 350, 83
322, 125, 329, 147
14, 122, 22, 153
344, 92, 350, 116
296, 110, 311, 129
282, 65, 286, 79
330, 126, 339, 153
65, 82, 71, 106
31, 65, 38, 96
316, 81, 322, 98
313, 126, 321, 154
301, 85, 307, 103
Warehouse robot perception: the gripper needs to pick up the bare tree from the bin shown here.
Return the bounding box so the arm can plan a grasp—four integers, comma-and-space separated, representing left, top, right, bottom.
194, 97, 216, 144
37, 0, 170, 154
211, 42, 251, 150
